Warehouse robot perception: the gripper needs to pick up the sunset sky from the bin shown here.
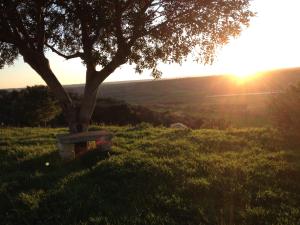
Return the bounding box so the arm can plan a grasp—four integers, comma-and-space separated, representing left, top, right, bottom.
1, 0, 300, 89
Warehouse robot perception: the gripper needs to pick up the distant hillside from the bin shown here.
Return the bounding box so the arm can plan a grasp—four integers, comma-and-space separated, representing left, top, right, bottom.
3, 67, 299, 127
65, 67, 300, 105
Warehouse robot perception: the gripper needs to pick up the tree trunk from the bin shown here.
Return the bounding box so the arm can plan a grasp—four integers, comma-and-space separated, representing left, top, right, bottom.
22, 52, 89, 155
20, 50, 119, 156
79, 72, 100, 130
23, 54, 72, 106
71, 71, 101, 155
67, 107, 90, 156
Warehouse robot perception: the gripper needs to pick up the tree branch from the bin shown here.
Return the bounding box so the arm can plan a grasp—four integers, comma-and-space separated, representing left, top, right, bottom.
128, 0, 155, 45
144, 8, 192, 37
75, 0, 93, 63
7, 3, 35, 49
36, 2, 45, 53
0, 23, 15, 44
114, 0, 126, 48
45, 43, 84, 60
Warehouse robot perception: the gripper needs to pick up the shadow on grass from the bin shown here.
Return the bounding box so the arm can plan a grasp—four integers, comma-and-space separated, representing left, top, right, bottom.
0, 149, 115, 224
33, 156, 204, 225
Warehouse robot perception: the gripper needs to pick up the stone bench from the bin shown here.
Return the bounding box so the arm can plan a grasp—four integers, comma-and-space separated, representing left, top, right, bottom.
57, 130, 113, 161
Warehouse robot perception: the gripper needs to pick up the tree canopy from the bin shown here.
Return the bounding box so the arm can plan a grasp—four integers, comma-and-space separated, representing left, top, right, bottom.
0, 0, 254, 132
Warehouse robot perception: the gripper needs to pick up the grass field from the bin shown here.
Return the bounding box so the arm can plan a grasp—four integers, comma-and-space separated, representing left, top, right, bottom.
1, 126, 299, 225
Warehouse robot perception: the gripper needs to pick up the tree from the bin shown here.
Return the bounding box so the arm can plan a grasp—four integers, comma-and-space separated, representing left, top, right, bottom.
0, 0, 253, 134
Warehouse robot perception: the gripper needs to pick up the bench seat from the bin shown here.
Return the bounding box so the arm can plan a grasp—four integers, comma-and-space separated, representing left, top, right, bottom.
57, 130, 113, 161
57, 130, 113, 144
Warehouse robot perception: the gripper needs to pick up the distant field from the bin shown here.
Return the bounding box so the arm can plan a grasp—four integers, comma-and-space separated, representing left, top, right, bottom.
66, 67, 300, 127
66, 67, 300, 102
1, 126, 299, 225
2, 68, 299, 127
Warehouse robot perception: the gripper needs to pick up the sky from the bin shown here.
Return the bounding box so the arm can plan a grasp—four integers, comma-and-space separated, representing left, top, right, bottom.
1, 0, 300, 89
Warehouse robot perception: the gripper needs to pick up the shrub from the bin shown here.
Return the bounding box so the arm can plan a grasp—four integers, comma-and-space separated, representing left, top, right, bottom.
269, 82, 300, 144
201, 118, 231, 130
91, 98, 204, 128
0, 87, 206, 128
0, 86, 61, 126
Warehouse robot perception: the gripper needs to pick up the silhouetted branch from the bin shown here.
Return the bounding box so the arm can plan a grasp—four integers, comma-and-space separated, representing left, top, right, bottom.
114, 1, 127, 48
46, 43, 84, 60
36, 3, 45, 53
7, 3, 35, 49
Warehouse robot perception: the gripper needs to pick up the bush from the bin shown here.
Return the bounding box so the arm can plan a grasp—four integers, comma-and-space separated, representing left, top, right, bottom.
91, 98, 204, 128
269, 82, 300, 143
0, 87, 206, 128
0, 86, 61, 126
201, 118, 231, 130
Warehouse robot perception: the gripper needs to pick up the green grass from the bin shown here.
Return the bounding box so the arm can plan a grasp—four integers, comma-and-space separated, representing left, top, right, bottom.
0, 126, 299, 225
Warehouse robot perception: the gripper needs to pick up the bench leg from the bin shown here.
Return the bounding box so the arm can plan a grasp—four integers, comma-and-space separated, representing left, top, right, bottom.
58, 143, 75, 161
74, 141, 88, 157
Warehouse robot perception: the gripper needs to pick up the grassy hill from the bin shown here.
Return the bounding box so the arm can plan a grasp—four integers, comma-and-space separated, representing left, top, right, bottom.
64, 67, 300, 127
1, 126, 299, 225
66, 67, 300, 104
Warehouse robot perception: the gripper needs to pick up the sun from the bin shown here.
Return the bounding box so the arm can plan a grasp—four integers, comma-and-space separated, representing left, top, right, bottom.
234, 72, 252, 79
234, 72, 254, 81
228, 66, 257, 83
